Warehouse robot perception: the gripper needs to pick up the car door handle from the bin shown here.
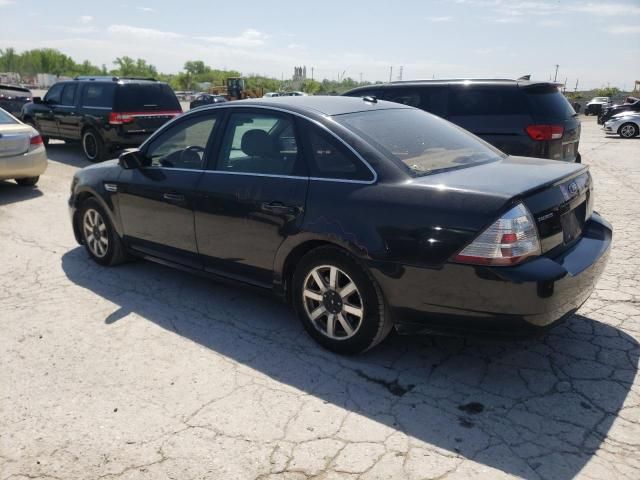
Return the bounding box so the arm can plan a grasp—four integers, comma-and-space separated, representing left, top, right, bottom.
163, 193, 186, 204
261, 202, 300, 215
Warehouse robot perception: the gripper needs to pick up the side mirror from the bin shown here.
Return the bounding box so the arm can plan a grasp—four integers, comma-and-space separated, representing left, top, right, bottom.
119, 149, 147, 169
32, 97, 43, 104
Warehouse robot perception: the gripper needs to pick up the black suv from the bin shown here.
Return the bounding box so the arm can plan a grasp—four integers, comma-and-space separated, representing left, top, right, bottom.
21, 76, 182, 162
344, 79, 581, 162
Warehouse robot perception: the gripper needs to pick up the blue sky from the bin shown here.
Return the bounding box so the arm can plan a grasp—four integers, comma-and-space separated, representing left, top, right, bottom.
1, 0, 639, 89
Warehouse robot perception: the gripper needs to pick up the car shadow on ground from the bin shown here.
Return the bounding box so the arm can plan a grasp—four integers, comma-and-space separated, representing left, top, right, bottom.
61, 247, 639, 480
0, 180, 43, 206
45, 141, 91, 168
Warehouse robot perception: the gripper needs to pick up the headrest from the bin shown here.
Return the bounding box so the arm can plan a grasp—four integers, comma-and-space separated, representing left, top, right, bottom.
241, 129, 274, 157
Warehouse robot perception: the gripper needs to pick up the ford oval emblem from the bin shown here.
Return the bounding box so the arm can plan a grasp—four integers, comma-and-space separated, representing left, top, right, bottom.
568, 181, 579, 195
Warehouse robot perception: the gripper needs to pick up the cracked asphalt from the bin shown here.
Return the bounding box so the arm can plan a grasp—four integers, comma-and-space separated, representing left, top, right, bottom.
1, 117, 639, 480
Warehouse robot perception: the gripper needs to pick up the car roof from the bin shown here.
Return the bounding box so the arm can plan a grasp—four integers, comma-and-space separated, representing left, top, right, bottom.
0, 84, 31, 92
347, 78, 561, 91
209, 95, 413, 117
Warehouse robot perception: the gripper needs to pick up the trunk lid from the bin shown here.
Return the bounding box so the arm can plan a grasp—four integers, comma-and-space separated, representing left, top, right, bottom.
0, 125, 31, 157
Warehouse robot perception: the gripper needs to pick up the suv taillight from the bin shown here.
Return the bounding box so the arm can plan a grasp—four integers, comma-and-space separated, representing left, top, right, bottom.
453, 203, 541, 266
526, 124, 564, 141
109, 112, 135, 125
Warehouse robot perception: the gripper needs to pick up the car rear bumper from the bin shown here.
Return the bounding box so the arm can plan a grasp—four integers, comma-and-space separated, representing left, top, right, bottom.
0, 147, 47, 180
371, 213, 611, 336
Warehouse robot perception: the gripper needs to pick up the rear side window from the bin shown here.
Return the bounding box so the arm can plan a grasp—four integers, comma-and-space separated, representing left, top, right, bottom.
304, 125, 374, 181
449, 87, 528, 115
383, 87, 447, 117
115, 83, 180, 112
523, 85, 576, 119
81, 83, 115, 108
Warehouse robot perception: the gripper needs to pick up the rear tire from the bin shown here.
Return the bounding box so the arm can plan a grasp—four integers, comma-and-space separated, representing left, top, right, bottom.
78, 198, 127, 266
82, 129, 106, 163
292, 246, 393, 354
618, 123, 639, 139
15, 176, 39, 186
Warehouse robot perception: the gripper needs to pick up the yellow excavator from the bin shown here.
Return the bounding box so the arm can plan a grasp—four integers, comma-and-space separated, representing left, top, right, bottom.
209, 77, 264, 100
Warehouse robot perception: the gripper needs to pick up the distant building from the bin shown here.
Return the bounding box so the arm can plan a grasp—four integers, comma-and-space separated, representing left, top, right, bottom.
0, 72, 21, 84
291, 66, 307, 90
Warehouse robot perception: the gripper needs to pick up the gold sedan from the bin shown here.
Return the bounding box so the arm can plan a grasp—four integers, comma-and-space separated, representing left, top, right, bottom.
0, 107, 47, 186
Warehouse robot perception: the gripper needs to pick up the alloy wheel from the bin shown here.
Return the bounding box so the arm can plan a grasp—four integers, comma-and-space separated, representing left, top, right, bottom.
620, 124, 637, 138
83, 132, 98, 160
83, 208, 109, 258
302, 265, 364, 340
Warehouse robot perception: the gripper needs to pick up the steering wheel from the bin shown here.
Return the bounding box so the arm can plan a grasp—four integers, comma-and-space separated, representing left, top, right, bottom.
179, 145, 206, 166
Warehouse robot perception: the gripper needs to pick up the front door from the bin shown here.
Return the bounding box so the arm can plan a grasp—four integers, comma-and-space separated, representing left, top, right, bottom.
35, 83, 65, 137
116, 112, 219, 268
194, 109, 308, 287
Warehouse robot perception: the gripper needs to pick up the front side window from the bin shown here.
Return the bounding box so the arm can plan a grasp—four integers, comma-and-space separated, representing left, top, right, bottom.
304, 125, 374, 181
44, 83, 64, 105
61, 84, 77, 106
217, 111, 301, 176
146, 114, 217, 169
335, 108, 504, 177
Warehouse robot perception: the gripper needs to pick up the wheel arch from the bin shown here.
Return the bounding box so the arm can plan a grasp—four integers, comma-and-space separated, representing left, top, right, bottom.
72, 187, 123, 244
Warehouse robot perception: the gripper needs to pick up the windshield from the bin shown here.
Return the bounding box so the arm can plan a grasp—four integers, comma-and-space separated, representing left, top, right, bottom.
0, 109, 18, 124
335, 108, 504, 177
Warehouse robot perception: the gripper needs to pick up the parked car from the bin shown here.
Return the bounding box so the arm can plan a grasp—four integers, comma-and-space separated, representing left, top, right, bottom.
584, 96, 611, 116
263, 92, 282, 98
21, 76, 182, 162
68, 96, 611, 354
598, 97, 640, 125
189, 94, 227, 109
344, 79, 581, 162
604, 112, 640, 138
0, 107, 47, 186
0, 84, 32, 117
282, 91, 307, 96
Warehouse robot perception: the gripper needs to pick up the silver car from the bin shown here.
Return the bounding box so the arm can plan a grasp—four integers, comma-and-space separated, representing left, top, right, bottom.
604, 112, 640, 139
0, 107, 47, 186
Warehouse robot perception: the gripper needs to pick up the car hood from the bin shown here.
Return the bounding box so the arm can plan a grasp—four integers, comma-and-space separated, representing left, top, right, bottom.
408, 156, 585, 199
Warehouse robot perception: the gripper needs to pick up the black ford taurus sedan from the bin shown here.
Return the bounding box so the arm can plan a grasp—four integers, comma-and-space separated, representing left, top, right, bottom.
68, 96, 611, 354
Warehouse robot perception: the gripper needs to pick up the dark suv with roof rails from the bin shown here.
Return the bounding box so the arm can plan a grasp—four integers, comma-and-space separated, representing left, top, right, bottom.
344, 79, 581, 163
21, 76, 182, 162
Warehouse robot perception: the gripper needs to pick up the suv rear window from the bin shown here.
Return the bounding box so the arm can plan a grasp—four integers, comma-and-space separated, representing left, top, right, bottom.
449, 86, 528, 116
523, 84, 576, 120
114, 83, 180, 112
335, 108, 504, 177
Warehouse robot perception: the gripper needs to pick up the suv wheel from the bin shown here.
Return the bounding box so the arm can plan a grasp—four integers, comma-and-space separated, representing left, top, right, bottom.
82, 129, 106, 162
79, 198, 127, 266
292, 246, 393, 354
619, 123, 639, 139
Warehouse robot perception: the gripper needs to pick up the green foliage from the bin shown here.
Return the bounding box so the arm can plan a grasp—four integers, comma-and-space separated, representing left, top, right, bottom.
594, 87, 620, 98
0, 47, 102, 77
111, 56, 158, 78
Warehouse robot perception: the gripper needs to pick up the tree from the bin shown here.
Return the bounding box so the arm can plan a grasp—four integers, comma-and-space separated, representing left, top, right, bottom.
184, 60, 208, 76
595, 87, 620, 98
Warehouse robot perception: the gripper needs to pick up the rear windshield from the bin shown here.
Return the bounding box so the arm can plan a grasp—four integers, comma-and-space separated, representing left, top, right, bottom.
524, 85, 576, 119
335, 108, 504, 177
0, 86, 31, 98
114, 83, 180, 112
0, 109, 18, 124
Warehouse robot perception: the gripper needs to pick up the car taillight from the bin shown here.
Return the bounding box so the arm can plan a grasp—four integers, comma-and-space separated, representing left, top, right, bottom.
526, 124, 564, 141
109, 112, 135, 125
453, 203, 541, 266
29, 134, 44, 149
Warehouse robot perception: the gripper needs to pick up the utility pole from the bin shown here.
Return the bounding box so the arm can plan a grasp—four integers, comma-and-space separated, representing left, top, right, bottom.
311, 67, 314, 81
553, 64, 559, 82
389, 66, 393, 83
359, 72, 363, 83
574, 78, 579, 92
398, 66, 403, 81
563, 77, 567, 93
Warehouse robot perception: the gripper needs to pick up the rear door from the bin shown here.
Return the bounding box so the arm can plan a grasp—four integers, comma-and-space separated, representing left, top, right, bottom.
447, 85, 533, 156
116, 111, 219, 268
193, 108, 308, 287
113, 83, 182, 135
522, 84, 580, 161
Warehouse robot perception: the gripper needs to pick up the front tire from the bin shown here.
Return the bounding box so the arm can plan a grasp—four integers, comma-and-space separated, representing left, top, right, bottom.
618, 123, 639, 139
82, 129, 106, 163
79, 198, 127, 266
292, 247, 393, 354
15, 176, 39, 186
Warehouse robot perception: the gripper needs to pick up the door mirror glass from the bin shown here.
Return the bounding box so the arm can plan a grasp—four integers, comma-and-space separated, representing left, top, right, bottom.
119, 149, 147, 169
32, 96, 43, 104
